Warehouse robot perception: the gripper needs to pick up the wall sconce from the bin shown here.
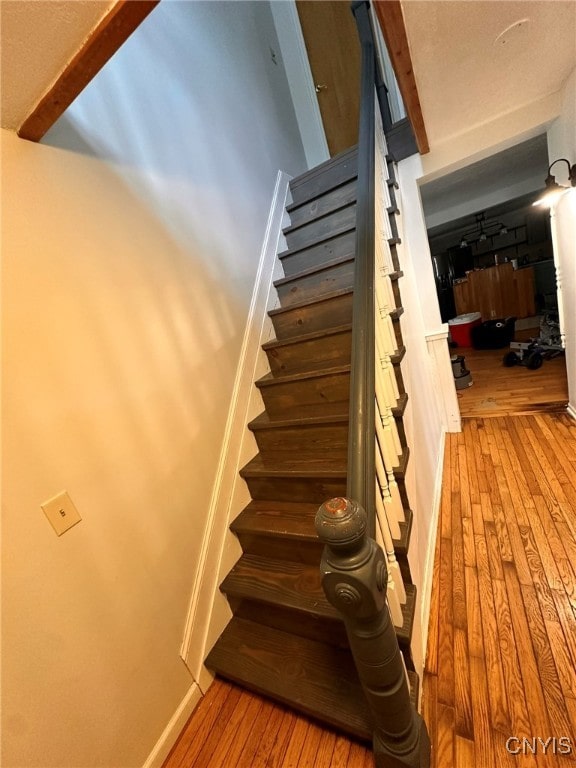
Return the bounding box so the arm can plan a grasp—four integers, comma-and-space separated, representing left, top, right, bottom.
533, 158, 576, 207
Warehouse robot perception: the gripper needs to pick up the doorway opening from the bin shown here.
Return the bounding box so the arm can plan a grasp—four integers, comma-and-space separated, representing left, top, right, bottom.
419, 135, 569, 418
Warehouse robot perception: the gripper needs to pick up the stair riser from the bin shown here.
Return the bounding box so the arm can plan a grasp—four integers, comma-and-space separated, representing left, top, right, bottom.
288, 179, 357, 229
234, 530, 411, 583
270, 293, 353, 341
234, 533, 323, 566
230, 598, 350, 650
251, 423, 348, 459
226, 596, 413, 662
289, 148, 358, 206
257, 372, 350, 419
244, 475, 346, 504
280, 229, 356, 277
284, 204, 356, 252
276, 260, 355, 309
245, 472, 410, 508
265, 331, 352, 376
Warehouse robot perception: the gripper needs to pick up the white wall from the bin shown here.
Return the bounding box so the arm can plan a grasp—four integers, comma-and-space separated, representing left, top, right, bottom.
1, 2, 306, 766
547, 67, 576, 414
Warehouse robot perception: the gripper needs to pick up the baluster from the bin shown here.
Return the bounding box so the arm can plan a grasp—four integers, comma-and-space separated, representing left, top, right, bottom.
375, 479, 407, 605
378, 396, 402, 457
376, 300, 397, 355
315, 497, 430, 768
373, 505, 403, 628
375, 442, 401, 539
375, 409, 405, 525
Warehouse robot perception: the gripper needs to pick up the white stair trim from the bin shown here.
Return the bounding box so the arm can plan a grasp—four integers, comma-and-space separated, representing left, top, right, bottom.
179, 171, 291, 684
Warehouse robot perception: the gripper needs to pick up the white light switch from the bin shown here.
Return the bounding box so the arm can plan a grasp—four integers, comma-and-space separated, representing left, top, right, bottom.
41, 491, 82, 536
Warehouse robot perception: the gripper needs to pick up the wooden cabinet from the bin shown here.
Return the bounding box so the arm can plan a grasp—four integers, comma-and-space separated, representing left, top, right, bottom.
453, 263, 535, 320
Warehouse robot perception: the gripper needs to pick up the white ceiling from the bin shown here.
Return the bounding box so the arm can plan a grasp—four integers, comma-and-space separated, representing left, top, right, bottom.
1, 0, 113, 131
401, 0, 576, 148
420, 133, 549, 226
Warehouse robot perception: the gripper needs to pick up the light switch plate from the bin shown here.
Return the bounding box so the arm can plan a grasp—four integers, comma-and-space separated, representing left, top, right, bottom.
41, 491, 82, 536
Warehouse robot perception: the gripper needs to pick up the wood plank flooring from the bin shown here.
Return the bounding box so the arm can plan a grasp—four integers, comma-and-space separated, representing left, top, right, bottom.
164, 412, 576, 768
162, 678, 374, 768
423, 413, 576, 767
455, 338, 568, 418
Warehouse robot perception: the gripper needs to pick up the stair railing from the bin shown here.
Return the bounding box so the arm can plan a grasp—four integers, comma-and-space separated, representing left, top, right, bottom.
315, 2, 430, 766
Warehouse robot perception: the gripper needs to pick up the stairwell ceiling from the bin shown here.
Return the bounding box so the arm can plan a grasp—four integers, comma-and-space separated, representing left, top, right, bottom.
1, 0, 114, 131
401, 0, 576, 148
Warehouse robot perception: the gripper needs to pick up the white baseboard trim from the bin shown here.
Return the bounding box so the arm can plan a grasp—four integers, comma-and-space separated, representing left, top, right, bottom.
417, 428, 445, 703
142, 683, 203, 768
567, 403, 576, 421
179, 170, 291, 683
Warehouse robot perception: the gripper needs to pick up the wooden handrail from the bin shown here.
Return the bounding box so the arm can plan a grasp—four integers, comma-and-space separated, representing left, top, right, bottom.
315, 4, 431, 766
346, 5, 376, 538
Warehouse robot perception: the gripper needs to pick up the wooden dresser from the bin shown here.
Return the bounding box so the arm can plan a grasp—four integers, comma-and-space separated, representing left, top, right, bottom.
453, 263, 535, 319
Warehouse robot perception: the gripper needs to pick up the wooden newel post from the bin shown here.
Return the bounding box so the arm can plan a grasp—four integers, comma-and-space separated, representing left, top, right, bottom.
315, 497, 430, 768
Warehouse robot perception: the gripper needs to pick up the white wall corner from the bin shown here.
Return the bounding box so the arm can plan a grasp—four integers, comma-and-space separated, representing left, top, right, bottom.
179, 171, 291, 683
269, 0, 330, 169
142, 683, 203, 768
425, 326, 461, 434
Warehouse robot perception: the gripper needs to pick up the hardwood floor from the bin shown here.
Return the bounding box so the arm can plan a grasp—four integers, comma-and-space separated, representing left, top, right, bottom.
423, 413, 576, 767
162, 678, 374, 768
455, 338, 568, 418
165, 412, 576, 768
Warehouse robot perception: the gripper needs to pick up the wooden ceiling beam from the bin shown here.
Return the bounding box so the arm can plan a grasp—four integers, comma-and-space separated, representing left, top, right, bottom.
18, 0, 160, 142
373, 0, 429, 154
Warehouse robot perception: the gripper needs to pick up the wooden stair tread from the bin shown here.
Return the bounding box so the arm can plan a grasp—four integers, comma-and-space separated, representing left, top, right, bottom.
255, 363, 350, 388
283, 201, 356, 237
249, 411, 349, 430
240, 453, 346, 479
262, 324, 352, 352
289, 145, 357, 188
392, 392, 409, 418
390, 346, 406, 365
221, 554, 416, 646
274, 254, 355, 288
393, 508, 414, 556
231, 500, 320, 540
222, 554, 337, 620
268, 287, 353, 317
249, 393, 406, 429
278, 226, 356, 262
205, 616, 373, 741
233, 499, 413, 556
289, 146, 359, 207
394, 446, 410, 478
285, 181, 357, 232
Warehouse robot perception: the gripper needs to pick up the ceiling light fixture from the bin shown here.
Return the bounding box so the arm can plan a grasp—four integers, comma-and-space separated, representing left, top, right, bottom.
533, 158, 576, 207
459, 212, 509, 248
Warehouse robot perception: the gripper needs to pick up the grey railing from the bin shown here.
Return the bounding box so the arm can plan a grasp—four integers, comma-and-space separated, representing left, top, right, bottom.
315, 3, 430, 766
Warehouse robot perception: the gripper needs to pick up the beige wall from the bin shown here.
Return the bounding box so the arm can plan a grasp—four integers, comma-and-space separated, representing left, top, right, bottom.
1, 3, 306, 766
2, 128, 201, 767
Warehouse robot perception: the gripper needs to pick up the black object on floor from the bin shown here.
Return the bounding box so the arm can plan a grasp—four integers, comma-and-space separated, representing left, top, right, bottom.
471, 317, 516, 349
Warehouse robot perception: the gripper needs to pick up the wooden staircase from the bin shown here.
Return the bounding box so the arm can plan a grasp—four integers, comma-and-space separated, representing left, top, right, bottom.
206, 146, 417, 741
